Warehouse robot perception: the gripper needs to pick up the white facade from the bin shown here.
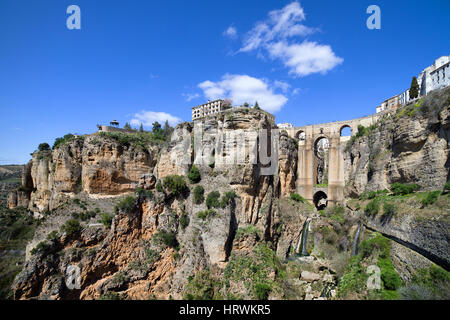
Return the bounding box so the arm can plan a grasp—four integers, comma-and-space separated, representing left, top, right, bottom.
398, 89, 410, 106
377, 54, 450, 112
192, 99, 227, 120
418, 55, 450, 96
277, 122, 294, 129
376, 105, 386, 113
430, 61, 450, 91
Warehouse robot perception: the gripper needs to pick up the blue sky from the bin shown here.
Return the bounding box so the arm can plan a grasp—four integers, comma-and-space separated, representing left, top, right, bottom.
0, 0, 449, 164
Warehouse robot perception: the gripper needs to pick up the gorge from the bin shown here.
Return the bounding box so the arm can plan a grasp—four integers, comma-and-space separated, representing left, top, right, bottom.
2, 87, 449, 300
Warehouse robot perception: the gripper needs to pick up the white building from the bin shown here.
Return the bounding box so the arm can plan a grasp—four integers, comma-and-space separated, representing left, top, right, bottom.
377, 54, 450, 112
192, 99, 231, 120
277, 123, 294, 129
418, 55, 450, 96
430, 59, 450, 91
398, 89, 410, 106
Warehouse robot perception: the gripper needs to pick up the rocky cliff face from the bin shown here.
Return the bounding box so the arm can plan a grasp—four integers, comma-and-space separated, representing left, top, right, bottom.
12, 135, 159, 213
12, 108, 311, 300
345, 87, 450, 196
8, 93, 450, 300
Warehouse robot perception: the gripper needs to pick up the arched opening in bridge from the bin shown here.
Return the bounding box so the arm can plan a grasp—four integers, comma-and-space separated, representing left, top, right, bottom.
340, 125, 352, 137
314, 137, 329, 186
313, 191, 328, 210
296, 130, 306, 141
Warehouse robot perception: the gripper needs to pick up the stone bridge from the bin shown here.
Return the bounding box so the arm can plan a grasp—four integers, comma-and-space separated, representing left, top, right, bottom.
284, 112, 385, 208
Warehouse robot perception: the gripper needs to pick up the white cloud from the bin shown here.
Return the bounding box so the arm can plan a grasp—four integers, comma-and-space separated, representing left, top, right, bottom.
130, 111, 182, 127
238, 1, 342, 77
223, 25, 238, 39
273, 80, 291, 93
198, 74, 288, 113
240, 1, 316, 53
267, 41, 343, 76
182, 93, 200, 102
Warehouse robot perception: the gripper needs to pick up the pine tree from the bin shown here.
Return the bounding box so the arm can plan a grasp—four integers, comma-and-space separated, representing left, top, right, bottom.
124, 122, 132, 130
163, 120, 171, 138
139, 123, 144, 132
254, 101, 260, 110
410, 76, 419, 99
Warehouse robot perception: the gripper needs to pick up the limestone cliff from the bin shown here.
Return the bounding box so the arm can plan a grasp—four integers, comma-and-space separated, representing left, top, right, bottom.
8, 94, 450, 300
344, 87, 450, 196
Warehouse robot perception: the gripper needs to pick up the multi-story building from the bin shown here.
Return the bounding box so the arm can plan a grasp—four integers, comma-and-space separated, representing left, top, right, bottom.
192, 99, 231, 120
376, 55, 450, 113
418, 55, 450, 96
398, 89, 410, 106
430, 58, 450, 91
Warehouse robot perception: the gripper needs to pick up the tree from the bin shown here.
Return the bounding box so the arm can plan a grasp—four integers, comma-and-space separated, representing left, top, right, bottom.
152, 121, 161, 132
139, 123, 144, 133
193, 185, 204, 204
254, 101, 260, 110
243, 102, 249, 108
124, 122, 132, 130
38, 143, 50, 152
410, 76, 419, 99
152, 121, 165, 140
188, 165, 201, 183
222, 99, 232, 109
163, 120, 172, 138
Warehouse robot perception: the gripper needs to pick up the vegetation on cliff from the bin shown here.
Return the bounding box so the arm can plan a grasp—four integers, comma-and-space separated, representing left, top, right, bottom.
0, 205, 37, 299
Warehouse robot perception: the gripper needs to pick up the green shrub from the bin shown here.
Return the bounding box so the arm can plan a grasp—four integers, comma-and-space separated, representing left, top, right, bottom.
378, 257, 403, 290
180, 214, 190, 229
144, 248, 160, 264
53, 134, 76, 149
193, 186, 204, 204
61, 219, 82, 236
367, 191, 377, 199
401, 264, 450, 300
38, 143, 50, 152
220, 191, 236, 208
99, 213, 113, 228
445, 181, 450, 191
99, 131, 164, 150
114, 196, 135, 214
206, 191, 221, 209
355, 125, 367, 138
197, 209, 215, 220
253, 282, 271, 300
390, 183, 420, 196
184, 270, 222, 300
156, 181, 163, 192
188, 165, 201, 184
152, 230, 178, 248
420, 191, 441, 206
328, 205, 345, 223
99, 292, 122, 300
290, 193, 305, 203
135, 187, 153, 200
235, 225, 261, 239
163, 175, 188, 197
30, 241, 51, 255
382, 202, 397, 216
359, 233, 390, 259
46, 230, 59, 241
365, 199, 380, 216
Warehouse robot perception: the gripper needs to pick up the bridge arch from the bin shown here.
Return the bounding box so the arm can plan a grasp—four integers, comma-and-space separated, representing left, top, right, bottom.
313, 136, 330, 158
340, 124, 352, 137
296, 130, 306, 141
313, 191, 328, 210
